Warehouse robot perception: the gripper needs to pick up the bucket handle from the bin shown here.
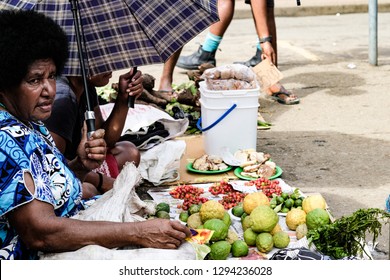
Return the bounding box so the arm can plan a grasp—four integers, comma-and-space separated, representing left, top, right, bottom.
196, 103, 237, 132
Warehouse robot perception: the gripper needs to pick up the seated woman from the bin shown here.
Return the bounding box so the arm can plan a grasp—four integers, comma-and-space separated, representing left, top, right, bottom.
0, 10, 190, 260
44, 68, 144, 199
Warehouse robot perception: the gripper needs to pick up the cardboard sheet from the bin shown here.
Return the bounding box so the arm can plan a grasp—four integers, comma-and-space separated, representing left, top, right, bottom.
164, 134, 237, 185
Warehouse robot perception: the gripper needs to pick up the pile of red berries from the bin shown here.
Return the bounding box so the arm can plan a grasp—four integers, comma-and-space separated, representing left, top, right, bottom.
169, 185, 208, 210
208, 180, 234, 195
246, 178, 282, 198
219, 191, 247, 210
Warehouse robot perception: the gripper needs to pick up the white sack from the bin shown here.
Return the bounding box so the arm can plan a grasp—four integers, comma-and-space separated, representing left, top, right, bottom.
40, 162, 195, 260
138, 140, 186, 186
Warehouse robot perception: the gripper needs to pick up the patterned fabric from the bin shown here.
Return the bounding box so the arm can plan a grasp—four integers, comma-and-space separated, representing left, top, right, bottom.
270, 248, 332, 260
0, 111, 84, 260
93, 153, 120, 179
0, 0, 219, 77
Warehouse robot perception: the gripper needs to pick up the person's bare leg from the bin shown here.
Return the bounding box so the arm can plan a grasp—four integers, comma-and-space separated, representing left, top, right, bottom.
263, 3, 299, 103
209, 0, 235, 37
266, 6, 277, 66
159, 48, 182, 92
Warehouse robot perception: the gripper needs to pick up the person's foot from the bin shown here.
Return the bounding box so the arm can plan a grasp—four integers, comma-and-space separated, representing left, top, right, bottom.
267, 83, 300, 105
234, 48, 262, 67
176, 46, 216, 70
157, 77, 179, 101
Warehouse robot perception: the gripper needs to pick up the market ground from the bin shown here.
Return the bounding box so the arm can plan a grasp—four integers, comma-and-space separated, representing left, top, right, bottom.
112, 11, 390, 259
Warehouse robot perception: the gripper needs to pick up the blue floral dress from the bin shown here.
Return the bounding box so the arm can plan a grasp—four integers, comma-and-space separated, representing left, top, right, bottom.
0, 111, 84, 259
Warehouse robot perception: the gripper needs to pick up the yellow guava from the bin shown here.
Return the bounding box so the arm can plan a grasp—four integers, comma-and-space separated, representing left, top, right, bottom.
199, 200, 225, 223
302, 194, 327, 213
285, 208, 306, 230
243, 192, 270, 214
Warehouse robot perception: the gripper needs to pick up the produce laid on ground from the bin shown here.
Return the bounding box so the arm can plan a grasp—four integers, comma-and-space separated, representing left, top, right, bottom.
148, 180, 390, 260
191, 154, 229, 171
188, 149, 282, 183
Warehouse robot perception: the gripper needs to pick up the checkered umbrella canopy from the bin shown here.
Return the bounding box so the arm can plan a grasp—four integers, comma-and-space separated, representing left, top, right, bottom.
0, 0, 219, 77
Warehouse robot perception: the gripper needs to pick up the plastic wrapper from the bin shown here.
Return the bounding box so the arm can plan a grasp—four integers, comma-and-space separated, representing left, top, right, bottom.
186, 228, 214, 260
201, 64, 258, 90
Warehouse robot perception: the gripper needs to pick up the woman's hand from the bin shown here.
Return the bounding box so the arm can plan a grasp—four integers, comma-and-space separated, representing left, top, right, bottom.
77, 123, 106, 171
133, 219, 192, 249
118, 68, 143, 101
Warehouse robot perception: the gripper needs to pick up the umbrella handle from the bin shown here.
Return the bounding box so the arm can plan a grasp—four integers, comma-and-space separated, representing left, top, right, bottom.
127, 67, 138, 108
85, 110, 96, 139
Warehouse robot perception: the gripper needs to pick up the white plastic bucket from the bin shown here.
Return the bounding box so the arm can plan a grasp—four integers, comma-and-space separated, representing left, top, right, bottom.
197, 81, 260, 156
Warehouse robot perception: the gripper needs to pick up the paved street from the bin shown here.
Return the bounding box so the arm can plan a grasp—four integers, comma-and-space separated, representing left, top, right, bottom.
112, 6, 390, 259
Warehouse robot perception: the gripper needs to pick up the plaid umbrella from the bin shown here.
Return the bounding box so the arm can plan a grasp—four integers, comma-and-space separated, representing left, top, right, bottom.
0, 0, 219, 77
0, 0, 219, 134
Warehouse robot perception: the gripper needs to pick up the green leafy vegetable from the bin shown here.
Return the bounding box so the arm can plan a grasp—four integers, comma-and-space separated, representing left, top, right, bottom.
172, 81, 197, 95
307, 208, 390, 259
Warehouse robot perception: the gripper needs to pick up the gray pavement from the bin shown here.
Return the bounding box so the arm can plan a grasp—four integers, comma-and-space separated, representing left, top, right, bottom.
235, 0, 390, 18
112, 2, 390, 259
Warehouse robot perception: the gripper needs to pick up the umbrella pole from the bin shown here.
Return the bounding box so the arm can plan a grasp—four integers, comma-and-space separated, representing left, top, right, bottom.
69, 0, 95, 138
127, 67, 137, 108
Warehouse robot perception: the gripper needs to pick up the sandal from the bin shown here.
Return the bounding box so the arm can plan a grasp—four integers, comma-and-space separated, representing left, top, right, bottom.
270, 91, 300, 105
153, 90, 178, 102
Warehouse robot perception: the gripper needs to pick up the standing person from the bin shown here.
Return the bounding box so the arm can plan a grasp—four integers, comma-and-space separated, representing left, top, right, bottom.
157, 49, 182, 95
0, 9, 191, 260
171, 0, 299, 105
45, 69, 144, 198
237, 0, 299, 105
176, 0, 235, 70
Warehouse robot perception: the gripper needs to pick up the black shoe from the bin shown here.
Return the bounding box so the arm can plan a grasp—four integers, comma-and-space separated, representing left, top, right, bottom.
176, 46, 216, 70
234, 48, 262, 67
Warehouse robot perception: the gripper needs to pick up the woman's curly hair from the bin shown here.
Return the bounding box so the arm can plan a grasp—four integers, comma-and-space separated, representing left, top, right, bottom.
0, 10, 69, 91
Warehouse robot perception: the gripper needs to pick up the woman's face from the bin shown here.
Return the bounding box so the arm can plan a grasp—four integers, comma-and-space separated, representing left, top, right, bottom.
2, 59, 57, 123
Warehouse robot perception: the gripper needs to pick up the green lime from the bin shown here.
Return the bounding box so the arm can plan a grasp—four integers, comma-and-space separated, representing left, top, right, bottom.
155, 202, 170, 213
284, 198, 295, 209
222, 211, 231, 227
281, 207, 290, 213
256, 232, 274, 253
188, 204, 201, 215
243, 228, 258, 246
306, 208, 330, 230
241, 215, 253, 231
232, 205, 245, 217
290, 192, 300, 200
276, 196, 285, 205
273, 231, 290, 248
281, 193, 290, 200
209, 241, 231, 260
240, 212, 248, 222
231, 240, 249, 257
294, 198, 303, 207
179, 211, 189, 222
156, 210, 170, 219
203, 219, 229, 242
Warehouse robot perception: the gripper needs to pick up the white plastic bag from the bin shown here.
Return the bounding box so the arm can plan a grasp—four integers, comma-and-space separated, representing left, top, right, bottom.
39, 163, 196, 260
138, 140, 186, 185
100, 103, 188, 150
